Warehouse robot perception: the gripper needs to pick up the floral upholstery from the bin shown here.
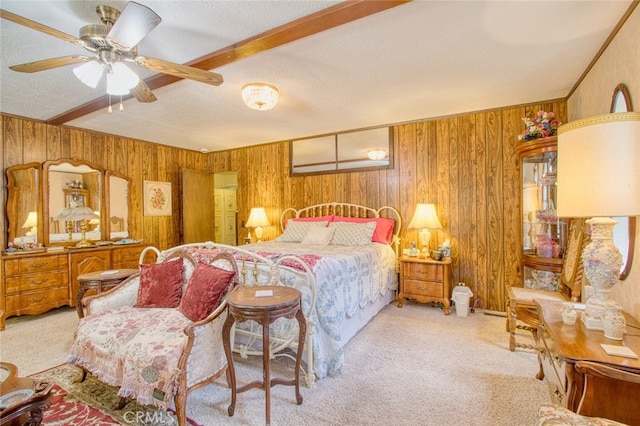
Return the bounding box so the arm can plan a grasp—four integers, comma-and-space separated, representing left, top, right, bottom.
537, 404, 627, 426
68, 306, 190, 408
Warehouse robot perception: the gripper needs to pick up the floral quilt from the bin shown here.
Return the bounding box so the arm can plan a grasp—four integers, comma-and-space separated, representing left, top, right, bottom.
242, 241, 398, 378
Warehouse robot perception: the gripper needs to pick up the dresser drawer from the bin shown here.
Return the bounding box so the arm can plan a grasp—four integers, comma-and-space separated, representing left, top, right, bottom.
4, 254, 68, 276
5, 271, 69, 294
111, 246, 144, 266
403, 262, 443, 281
5, 287, 69, 312
404, 279, 443, 298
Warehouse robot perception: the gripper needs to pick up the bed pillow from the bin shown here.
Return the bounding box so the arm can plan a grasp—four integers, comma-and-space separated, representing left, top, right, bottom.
179, 263, 236, 322
329, 221, 377, 246
135, 259, 184, 308
333, 216, 395, 244
287, 215, 334, 225
301, 226, 335, 245
275, 221, 329, 242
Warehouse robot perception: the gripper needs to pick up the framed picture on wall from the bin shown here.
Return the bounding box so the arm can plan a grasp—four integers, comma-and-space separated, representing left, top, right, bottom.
143, 181, 172, 216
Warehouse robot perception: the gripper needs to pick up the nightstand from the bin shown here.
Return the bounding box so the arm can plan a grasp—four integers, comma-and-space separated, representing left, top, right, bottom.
398, 256, 452, 315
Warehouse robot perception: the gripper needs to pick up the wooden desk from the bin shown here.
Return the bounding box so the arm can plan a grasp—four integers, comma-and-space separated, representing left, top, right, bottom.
222, 285, 306, 426
76, 268, 139, 318
536, 298, 640, 420
0, 362, 52, 426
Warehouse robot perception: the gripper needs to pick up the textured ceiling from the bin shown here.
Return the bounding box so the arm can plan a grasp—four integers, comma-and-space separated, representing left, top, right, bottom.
0, 0, 634, 153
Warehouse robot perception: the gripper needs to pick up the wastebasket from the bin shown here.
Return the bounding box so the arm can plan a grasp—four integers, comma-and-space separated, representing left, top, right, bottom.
451, 285, 473, 317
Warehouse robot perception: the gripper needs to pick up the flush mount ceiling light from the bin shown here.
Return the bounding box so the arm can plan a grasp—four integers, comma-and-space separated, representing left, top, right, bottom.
367, 149, 386, 160
241, 83, 279, 111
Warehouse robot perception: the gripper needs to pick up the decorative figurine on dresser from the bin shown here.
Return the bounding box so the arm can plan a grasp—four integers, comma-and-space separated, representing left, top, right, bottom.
1, 158, 150, 331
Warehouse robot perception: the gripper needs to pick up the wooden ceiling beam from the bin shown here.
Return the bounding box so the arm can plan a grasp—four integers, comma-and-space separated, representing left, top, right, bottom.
47, 0, 411, 126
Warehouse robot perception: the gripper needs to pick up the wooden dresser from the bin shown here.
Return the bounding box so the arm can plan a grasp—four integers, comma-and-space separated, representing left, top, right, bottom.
536, 298, 640, 422
0, 243, 150, 330
397, 256, 452, 314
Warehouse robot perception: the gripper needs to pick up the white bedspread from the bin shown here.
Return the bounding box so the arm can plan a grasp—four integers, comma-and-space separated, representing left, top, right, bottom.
243, 241, 398, 378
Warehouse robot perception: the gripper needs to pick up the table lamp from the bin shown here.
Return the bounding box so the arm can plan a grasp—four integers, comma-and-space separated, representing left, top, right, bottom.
557, 112, 640, 330
408, 203, 443, 256
245, 207, 271, 242
54, 206, 74, 242
21, 211, 38, 236
67, 207, 100, 248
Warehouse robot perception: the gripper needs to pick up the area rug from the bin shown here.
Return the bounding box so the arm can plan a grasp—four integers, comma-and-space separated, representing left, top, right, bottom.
31, 363, 201, 425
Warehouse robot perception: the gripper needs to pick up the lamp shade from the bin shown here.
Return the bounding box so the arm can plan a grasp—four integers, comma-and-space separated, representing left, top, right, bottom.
106, 62, 139, 96
245, 207, 271, 228
22, 211, 38, 229
67, 207, 100, 222
73, 61, 105, 88
408, 204, 443, 230
241, 83, 279, 111
54, 206, 73, 221
557, 112, 640, 218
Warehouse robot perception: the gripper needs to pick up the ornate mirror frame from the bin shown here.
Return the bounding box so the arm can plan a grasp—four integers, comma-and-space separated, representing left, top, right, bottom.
5, 162, 42, 246
105, 171, 131, 240
610, 83, 636, 281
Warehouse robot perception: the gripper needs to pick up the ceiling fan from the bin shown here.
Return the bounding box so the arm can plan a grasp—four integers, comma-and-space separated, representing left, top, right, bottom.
0, 2, 224, 103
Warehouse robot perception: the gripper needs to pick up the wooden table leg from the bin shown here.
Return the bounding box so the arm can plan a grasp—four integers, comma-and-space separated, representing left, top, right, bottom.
222, 313, 237, 417
263, 316, 271, 426
294, 307, 306, 405
76, 281, 92, 318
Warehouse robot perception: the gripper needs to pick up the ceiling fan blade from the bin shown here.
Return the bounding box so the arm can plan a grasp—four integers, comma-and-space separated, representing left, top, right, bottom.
135, 56, 224, 86
0, 9, 86, 48
130, 80, 157, 103
9, 55, 90, 73
106, 1, 161, 51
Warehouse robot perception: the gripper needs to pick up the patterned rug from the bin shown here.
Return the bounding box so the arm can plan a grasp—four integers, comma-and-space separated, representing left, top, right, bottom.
31, 363, 201, 426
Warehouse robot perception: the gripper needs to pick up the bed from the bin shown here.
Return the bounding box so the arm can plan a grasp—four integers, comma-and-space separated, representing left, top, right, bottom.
237, 202, 402, 387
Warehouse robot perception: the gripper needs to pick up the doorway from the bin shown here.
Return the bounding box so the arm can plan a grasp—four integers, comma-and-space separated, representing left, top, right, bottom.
214, 172, 238, 246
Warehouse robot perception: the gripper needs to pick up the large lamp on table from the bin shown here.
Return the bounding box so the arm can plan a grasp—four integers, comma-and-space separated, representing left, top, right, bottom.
245, 207, 271, 243
408, 203, 443, 257
66, 207, 100, 248
557, 112, 640, 330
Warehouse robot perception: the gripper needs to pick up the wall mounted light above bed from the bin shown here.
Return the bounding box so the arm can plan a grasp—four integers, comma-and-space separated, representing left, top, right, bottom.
408, 203, 443, 257
245, 207, 271, 242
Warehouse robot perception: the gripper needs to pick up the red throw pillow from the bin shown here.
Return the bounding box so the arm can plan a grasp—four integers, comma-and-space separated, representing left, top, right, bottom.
135, 259, 184, 308
332, 217, 395, 244
179, 263, 236, 322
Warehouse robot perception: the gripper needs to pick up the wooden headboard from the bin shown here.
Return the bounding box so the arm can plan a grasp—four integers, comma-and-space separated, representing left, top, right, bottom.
279, 202, 403, 258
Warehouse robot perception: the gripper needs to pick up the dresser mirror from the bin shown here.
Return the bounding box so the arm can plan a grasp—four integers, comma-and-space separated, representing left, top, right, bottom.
610, 83, 635, 281
6, 162, 42, 246
5, 158, 133, 248
106, 171, 130, 240
43, 159, 104, 246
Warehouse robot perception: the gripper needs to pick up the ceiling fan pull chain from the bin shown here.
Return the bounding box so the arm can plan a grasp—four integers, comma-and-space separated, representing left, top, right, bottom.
108, 95, 112, 114
119, 96, 124, 112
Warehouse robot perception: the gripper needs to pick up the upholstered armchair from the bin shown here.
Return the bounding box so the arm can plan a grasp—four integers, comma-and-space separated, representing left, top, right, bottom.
68, 245, 239, 426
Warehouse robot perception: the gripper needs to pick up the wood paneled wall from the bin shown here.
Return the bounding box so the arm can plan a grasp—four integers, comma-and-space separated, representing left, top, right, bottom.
2, 98, 566, 311
1, 114, 212, 252
213, 100, 567, 311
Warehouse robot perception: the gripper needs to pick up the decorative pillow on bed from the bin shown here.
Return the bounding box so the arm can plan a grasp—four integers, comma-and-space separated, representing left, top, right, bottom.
179, 263, 236, 322
275, 221, 329, 242
333, 216, 395, 244
301, 226, 335, 245
135, 259, 184, 308
329, 221, 377, 245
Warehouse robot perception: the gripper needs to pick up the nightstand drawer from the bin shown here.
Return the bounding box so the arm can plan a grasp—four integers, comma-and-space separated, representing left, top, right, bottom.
404, 279, 443, 298
403, 262, 443, 281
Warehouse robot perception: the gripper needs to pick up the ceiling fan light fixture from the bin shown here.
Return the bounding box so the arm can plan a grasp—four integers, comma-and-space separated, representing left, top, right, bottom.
241, 83, 279, 111
106, 62, 139, 95
73, 61, 104, 88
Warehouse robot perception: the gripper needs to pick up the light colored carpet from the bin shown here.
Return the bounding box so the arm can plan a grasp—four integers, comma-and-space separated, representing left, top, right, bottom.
0, 303, 547, 425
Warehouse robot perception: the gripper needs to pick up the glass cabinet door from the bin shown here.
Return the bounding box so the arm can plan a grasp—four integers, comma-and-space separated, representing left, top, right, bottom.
517, 136, 567, 290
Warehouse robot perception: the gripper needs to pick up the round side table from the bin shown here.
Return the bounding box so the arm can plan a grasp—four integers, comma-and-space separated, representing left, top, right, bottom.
76, 268, 139, 318
222, 285, 306, 425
